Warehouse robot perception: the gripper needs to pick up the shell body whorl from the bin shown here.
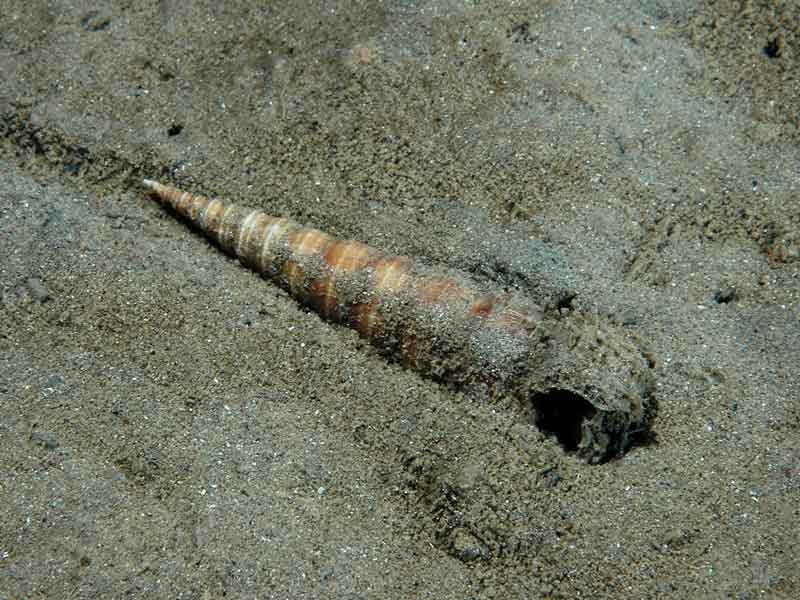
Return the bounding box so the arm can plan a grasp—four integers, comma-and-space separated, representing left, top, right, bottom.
144, 179, 654, 462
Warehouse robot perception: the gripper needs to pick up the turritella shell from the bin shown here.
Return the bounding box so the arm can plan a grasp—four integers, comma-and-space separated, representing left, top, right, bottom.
144, 179, 655, 462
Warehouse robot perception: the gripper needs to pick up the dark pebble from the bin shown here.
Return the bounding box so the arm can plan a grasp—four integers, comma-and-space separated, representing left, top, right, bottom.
449, 527, 488, 562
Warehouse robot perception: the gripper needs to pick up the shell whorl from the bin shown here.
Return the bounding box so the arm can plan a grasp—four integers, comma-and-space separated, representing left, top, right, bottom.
143, 179, 531, 350
144, 179, 655, 462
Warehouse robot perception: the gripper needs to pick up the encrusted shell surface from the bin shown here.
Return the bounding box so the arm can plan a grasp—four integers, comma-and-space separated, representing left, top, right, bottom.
144, 179, 655, 462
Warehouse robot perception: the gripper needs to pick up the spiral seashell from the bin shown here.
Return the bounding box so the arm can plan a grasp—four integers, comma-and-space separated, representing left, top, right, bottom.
144, 179, 655, 462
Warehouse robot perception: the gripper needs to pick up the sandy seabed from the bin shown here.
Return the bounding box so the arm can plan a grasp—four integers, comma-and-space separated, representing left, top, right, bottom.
1, 1, 798, 598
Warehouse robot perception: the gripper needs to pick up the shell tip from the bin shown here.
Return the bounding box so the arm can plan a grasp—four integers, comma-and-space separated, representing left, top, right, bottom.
142, 178, 157, 189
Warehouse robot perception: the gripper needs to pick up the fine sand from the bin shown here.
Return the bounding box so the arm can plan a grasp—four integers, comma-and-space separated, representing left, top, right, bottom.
1, 1, 798, 598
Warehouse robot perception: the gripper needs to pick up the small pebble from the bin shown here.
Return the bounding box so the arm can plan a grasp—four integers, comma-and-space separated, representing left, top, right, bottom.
449, 527, 488, 562
30, 431, 59, 450
82, 11, 111, 31
26, 277, 50, 302
713, 287, 737, 304
656, 527, 687, 551
46, 374, 65, 388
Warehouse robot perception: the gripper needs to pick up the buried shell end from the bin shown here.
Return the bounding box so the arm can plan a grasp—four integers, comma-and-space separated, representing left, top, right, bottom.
527, 318, 656, 463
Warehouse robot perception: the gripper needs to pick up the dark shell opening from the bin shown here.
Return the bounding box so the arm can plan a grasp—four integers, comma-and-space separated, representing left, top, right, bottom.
530, 388, 597, 452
